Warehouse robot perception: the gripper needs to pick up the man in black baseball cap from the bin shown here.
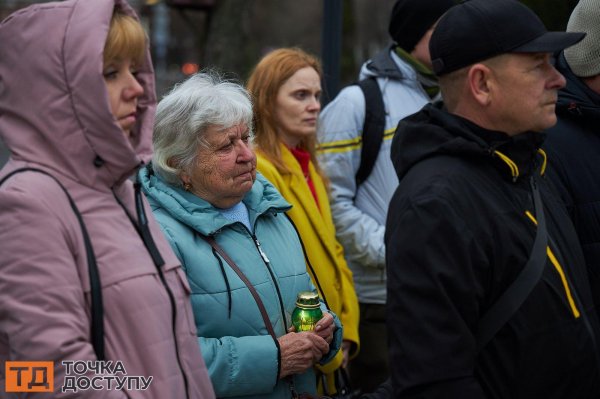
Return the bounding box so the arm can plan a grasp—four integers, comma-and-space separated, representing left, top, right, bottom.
429, 0, 584, 76
384, 0, 600, 398
428, 0, 584, 135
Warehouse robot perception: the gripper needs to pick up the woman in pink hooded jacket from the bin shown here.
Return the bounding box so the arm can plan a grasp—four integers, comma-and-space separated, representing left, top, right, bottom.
0, 1, 214, 398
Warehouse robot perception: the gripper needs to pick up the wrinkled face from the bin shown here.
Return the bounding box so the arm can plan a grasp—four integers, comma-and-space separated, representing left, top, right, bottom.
183, 123, 256, 209
103, 58, 144, 137
274, 66, 321, 147
489, 53, 566, 135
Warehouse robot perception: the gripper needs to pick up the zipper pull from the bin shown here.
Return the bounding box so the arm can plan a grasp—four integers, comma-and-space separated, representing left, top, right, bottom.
254, 235, 271, 264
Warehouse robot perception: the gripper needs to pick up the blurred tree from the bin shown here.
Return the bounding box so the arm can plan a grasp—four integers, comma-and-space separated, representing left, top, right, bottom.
203, 0, 255, 80
156, 0, 579, 95
523, 0, 577, 30
0, 0, 584, 169
201, 0, 323, 82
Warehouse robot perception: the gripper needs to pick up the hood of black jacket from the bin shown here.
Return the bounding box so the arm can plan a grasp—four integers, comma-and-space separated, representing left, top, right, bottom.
364, 45, 405, 80
391, 102, 545, 182
554, 53, 600, 121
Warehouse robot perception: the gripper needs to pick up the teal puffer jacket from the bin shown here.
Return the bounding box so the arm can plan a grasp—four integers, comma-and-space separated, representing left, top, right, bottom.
139, 166, 342, 398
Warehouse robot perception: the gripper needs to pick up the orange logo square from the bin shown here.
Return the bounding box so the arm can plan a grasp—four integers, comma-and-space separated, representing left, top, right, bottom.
5, 361, 54, 392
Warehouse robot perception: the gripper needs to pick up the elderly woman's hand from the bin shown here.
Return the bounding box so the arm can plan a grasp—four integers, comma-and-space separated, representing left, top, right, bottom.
314, 312, 335, 345
278, 332, 329, 378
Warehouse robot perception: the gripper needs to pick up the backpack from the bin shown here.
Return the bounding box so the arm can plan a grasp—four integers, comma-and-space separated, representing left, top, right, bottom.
352, 45, 411, 187
355, 77, 386, 187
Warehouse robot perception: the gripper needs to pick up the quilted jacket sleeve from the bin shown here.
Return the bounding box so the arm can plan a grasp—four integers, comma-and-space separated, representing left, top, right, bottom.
198, 335, 280, 397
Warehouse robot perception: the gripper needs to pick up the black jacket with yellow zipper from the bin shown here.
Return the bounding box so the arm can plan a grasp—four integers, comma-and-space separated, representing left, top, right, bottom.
385, 102, 600, 399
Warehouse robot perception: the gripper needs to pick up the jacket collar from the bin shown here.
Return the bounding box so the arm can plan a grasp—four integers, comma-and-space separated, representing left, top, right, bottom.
452, 113, 546, 181
139, 165, 291, 236
393, 103, 545, 182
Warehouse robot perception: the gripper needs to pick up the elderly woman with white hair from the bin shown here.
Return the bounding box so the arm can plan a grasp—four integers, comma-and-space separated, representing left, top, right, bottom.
138, 72, 342, 399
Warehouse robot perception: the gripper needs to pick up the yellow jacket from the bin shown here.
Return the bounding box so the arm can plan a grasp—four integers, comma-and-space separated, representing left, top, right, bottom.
257, 144, 360, 393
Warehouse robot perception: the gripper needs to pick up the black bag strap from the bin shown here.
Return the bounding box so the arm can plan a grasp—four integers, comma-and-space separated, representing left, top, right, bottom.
475, 175, 547, 352
355, 77, 385, 187
0, 168, 105, 360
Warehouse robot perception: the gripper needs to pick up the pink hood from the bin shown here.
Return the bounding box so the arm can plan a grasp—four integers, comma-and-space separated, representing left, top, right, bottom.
0, 0, 155, 188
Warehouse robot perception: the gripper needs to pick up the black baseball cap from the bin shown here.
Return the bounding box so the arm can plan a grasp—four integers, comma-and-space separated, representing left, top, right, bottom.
430, 0, 585, 76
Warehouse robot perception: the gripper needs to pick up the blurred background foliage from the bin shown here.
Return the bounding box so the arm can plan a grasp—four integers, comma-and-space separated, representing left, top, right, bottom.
0, 0, 581, 165
0, 0, 579, 96
156, 0, 578, 95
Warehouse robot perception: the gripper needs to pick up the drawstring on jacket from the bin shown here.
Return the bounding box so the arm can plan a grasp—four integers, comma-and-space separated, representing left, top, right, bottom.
111, 173, 189, 399
134, 180, 166, 267
492, 148, 547, 182
113, 170, 190, 399
537, 148, 547, 175
493, 150, 520, 181
111, 173, 165, 268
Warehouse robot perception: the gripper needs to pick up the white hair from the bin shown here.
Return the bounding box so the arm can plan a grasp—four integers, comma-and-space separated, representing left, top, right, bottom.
152, 71, 253, 186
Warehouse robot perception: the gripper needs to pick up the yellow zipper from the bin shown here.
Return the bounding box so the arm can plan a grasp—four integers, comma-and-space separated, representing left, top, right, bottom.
525, 211, 580, 318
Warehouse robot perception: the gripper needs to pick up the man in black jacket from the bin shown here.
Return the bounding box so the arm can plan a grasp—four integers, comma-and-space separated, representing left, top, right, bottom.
385, 0, 600, 398
544, 0, 600, 318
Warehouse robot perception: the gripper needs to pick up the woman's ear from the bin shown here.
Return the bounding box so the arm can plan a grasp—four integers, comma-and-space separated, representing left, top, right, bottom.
167, 158, 186, 182
180, 173, 191, 185
170, 158, 188, 184
467, 63, 493, 107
